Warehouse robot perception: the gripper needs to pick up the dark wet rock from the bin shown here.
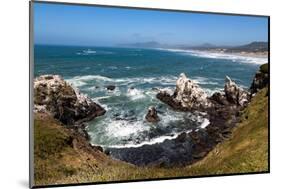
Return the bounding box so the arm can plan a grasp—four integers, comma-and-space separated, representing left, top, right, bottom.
192, 151, 208, 159
209, 92, 229, 105
156, 91, 184, 110
224, 76, 250, 107
189, 131, 200, 142
34, 75, 106, 125
91, 145, 103, 152
107, 136, 194, 167
104, 149, 111, 155
152, 87, 160, 92
145, 106, 160, 123
250, 63, 269, 94
175, 132, 187, 143
106, 85, 116, 91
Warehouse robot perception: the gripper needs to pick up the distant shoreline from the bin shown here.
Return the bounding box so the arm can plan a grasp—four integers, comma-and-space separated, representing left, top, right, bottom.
155, 48, 268, 64
200, 49, 268, 58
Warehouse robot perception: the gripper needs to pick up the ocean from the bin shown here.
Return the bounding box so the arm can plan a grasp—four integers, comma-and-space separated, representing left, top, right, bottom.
34, 45, 267, 150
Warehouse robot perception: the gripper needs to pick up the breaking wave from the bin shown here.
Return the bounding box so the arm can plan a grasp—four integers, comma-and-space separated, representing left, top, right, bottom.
76, 49, 114, 56
66, 74, 220, 88
100, 117, 210, 149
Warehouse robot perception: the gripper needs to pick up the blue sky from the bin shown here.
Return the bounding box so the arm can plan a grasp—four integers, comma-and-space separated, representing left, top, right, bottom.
34, 2, 268, 46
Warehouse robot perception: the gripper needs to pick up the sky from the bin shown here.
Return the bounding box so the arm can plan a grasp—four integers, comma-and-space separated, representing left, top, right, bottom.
33, 2, 268, 47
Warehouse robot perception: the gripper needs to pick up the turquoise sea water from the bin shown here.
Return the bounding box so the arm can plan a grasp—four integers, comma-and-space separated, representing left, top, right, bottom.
34, 45, 266, 148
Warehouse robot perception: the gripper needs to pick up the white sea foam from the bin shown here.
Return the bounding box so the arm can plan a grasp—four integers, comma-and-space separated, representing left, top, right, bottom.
66, 79, 87, 87
106, 132, 187, 149
76, 49, 115, 56
203, 87, 223, 96
103, 117, 210, 149
83, 49, 96, 54
105, 119, 149, 138
127, 88, 146, 100
69, 75, 112, 82
157, 48, 267, 65
67, 75, 177, 88
125, 66, 132, 70
200, 118, 210, 129
192, 76, 220, 85
93, 96, 111, 101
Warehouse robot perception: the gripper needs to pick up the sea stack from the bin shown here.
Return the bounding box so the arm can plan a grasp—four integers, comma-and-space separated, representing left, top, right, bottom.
145, 106, 160, 123
34, 75, 106, 125
157, 73, 211, 111
174, 73, 211, 109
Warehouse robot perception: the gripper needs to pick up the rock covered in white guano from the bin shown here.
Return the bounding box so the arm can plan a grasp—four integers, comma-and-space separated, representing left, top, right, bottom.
34, 75, 105, 125
224, 76, 250, 107
173, 73, 211, 109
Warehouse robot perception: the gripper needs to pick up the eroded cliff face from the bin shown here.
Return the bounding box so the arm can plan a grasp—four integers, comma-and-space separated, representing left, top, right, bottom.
250, 63, 269, 94
34, 75, 105, 125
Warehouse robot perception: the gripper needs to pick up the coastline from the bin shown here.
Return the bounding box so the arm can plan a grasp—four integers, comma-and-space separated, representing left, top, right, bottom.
32, 46, 269, 185
155, 48, 268, 64
33, 86, 269, 186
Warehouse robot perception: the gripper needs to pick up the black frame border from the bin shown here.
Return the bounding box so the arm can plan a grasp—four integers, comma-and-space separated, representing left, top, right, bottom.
29, 0, 270, 188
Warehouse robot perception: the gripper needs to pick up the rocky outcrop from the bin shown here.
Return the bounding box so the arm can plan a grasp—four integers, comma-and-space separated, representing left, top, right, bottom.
106, 85, 116, 91
145, 106, 160, 123
250, 63, 269, 94
157, 73, 250, 110
151, 73, 249, 166
224, 76, 250, 107
157, 73, 211, 111
34, 75, 106, 125
174, 73, 211, 109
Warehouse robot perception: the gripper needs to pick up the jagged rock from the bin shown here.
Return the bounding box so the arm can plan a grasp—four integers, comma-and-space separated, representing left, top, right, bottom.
34, 75, 106, 125
156, 91, 184, 110
175, 132, 187, 143
145, 106, 160, 122
224, 76, 250, 107
250, 63, 269, 94
174, 73, 211, 109
157, 73, 211, 110
106, 85, 116, 91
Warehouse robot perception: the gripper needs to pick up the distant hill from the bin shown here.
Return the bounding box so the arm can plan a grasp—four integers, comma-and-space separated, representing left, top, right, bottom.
199, 43, 217, 48
227, 41, 268, 52
188, 41, 268, 53
119, 41, 162, 48
118, 41, 268, 53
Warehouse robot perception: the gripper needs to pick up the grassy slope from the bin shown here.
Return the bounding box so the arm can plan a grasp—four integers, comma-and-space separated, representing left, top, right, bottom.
34, 88, 268, 186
